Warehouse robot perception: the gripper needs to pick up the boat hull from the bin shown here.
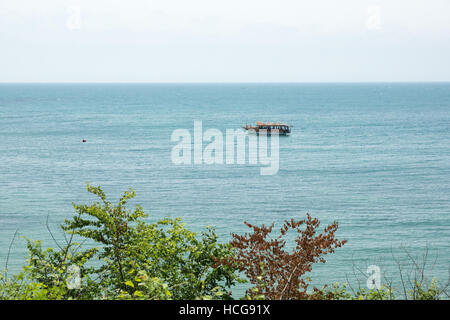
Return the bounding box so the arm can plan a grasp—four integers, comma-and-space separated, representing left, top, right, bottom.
243, 128, 290, 136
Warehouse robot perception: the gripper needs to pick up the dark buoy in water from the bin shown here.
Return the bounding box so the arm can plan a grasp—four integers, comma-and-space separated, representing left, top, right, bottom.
82, 139, 87, 143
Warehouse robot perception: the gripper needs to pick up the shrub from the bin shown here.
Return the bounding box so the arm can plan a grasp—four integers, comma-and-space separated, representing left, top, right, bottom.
216, 214, 347, 300
1, 184, 240, 300
60, 184, 239, 299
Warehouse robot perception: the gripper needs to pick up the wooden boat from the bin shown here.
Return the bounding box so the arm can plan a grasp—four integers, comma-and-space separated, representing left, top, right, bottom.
242, 121, 291, 135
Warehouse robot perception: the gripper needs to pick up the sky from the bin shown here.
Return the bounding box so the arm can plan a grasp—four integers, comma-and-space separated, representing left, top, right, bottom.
1, 0, 449, 82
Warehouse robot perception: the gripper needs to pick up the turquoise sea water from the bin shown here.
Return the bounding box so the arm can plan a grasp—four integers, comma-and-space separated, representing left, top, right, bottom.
1, 83, 449, 290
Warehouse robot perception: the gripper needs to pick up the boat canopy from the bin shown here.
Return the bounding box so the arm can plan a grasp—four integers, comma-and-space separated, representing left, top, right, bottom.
256, 121, 289, 127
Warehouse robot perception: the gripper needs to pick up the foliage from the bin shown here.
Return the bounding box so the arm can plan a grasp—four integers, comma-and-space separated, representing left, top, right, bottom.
0, 274, 65, 300
0, 236, 98, 300
21, 238, 99, 299
216, 214, 347, 299
118, 270, 172, 300
411, 278, 442, 300
335, 244, 450, 300
320, 279, 446, 300
321, 282, 394, 300
60, 184, 239, 299
2, 184, 447, 300
1, 184, 239, 300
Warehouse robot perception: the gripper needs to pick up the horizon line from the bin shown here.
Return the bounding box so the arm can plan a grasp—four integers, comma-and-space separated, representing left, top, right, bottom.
1, 81, 450, 84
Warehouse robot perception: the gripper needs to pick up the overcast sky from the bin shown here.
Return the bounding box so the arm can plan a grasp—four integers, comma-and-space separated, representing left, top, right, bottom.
1, 0, 449, 82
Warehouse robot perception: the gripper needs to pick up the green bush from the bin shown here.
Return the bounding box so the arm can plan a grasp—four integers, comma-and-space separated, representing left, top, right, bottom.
1, 184, 448, 300
320, 279, 446, 300
1, 184, 240, 300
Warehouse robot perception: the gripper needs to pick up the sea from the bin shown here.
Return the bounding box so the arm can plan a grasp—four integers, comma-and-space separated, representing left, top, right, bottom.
1, 83, 449, 293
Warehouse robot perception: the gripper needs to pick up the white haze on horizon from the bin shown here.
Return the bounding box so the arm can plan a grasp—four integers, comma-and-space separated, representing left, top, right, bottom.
1, 0, 449, 82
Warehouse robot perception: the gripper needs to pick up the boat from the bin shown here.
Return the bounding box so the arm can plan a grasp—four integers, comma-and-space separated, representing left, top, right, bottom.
242, 121, 291, 135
